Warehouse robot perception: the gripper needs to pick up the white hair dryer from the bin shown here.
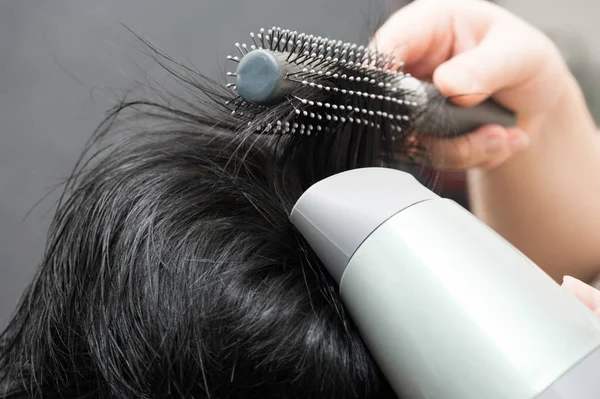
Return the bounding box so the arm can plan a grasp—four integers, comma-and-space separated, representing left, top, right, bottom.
290, 167, 600, 399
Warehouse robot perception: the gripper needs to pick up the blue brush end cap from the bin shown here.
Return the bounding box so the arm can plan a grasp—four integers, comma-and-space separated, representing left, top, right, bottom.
235, 49, 281, 105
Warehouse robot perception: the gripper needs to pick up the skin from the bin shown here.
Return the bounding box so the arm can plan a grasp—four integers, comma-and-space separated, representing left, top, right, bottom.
372, 0, 600, 283
563, 276, 600, 316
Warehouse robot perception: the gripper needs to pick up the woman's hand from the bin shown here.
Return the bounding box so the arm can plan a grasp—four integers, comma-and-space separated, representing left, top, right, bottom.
372, 0, 600, 283
372, 0, 572, 170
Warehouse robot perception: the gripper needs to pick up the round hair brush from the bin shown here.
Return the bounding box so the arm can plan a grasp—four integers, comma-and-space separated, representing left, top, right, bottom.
224, 27, 516, 140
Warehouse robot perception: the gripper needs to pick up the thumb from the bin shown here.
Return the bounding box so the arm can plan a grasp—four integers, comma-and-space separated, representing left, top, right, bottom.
432, 24, 528, 109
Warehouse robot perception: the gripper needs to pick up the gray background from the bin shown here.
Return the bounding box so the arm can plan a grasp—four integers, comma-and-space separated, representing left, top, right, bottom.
1, 0, 599, 327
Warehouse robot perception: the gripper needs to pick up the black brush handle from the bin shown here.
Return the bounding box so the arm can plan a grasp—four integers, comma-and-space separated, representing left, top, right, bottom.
413, 82, 517, 138
441, 98, 517, 135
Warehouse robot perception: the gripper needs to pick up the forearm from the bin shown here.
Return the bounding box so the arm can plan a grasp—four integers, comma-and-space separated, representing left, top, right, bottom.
468, 75, 600, 283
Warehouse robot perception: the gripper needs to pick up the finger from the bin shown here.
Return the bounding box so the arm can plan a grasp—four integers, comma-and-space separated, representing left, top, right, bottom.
562, 276, 600, 314
433, 22, 537, 108
425, 125, 529, 170
370, 0, 457, 79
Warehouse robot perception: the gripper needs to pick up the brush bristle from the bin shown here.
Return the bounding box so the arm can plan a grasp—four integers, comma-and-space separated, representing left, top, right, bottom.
224, 27, 427, 164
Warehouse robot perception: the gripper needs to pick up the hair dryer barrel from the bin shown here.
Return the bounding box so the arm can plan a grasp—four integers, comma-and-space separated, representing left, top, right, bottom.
290, 167, 600, 399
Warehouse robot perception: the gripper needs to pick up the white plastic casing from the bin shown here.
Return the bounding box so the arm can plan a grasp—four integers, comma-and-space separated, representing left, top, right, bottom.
290, 167, 600, 399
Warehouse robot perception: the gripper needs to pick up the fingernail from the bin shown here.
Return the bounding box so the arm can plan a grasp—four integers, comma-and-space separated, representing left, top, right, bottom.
436, 65, 478, 94
444, 68, 477, 95
562, 275, 576, 289
562, 276, 600, 311
510, 133, 530, 152
485, 136, 503, 153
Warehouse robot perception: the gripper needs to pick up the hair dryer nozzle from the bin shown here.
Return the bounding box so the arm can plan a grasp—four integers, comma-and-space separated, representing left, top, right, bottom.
290, 167, 438, 283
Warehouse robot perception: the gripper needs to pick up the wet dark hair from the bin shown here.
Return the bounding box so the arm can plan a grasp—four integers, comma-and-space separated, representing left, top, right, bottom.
0, 34, 437, 399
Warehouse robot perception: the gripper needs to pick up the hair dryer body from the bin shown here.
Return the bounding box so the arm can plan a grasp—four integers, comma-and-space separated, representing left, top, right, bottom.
290, 167, 600, 399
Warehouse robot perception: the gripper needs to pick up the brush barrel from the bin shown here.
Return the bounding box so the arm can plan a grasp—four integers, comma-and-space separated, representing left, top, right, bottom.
235, 49, 516, 136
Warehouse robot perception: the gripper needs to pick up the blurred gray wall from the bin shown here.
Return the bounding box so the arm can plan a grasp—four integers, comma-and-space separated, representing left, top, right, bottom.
0, 0, 387, 327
